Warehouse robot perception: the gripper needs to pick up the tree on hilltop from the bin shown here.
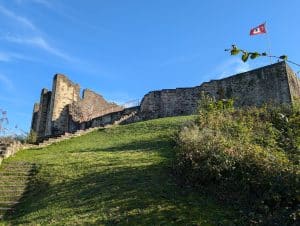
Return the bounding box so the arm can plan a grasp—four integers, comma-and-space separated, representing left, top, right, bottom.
0, 108, 9, 134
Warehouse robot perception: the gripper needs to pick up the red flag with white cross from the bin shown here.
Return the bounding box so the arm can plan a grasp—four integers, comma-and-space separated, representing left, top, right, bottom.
250, 23, 267, 36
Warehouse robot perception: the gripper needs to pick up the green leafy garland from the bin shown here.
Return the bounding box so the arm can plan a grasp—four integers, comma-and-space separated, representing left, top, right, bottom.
225, 45, 289, 62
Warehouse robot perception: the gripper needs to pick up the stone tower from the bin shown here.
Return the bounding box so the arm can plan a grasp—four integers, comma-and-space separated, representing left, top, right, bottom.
31, 73, 122, 140
45, 74, 80, 136
35, 88, 52, 138
30, 103, 40, 134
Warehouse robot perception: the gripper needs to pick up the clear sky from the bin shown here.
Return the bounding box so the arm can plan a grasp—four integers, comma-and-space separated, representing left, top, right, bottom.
0, 0, 300, 134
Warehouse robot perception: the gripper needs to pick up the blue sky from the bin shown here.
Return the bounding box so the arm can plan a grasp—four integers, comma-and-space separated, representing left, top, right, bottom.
1, 0, 300, 134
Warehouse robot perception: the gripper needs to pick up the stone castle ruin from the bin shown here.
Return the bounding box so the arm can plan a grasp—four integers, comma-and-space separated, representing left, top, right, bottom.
31, 61, 300, 140
31, 74, 122, 140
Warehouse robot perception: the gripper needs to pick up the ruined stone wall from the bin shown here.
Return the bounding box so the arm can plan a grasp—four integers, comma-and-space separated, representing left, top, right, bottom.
198, 61, 292, 106
45, 74, 80, 136
30, 103, 39, 133
140, 61, 297, 119
31, 74, 123, 138
286, 63, 300, 103
84, 106, 139, 129
35, 89, 52, 138
69, 89, 123, 123
0, 140, 22, 165
30, 61, 300, 140
140, 87, 201, 119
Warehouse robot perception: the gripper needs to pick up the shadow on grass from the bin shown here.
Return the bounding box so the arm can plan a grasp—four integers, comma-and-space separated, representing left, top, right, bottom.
6, 163, 237, 225
70, 138, 175, 155
1, 163, 41, 220
5, 118, 238, 225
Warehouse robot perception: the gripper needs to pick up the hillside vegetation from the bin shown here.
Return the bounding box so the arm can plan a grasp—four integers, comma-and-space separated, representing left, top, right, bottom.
1, 116, 239, 225
174, 96, 300, 225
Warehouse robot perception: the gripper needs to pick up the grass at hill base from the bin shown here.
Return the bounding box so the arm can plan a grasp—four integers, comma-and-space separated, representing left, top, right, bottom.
1, 116, 240, 225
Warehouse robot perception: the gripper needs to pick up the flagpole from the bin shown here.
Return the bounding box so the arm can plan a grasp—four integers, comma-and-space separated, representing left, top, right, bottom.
265, 22, 273, 64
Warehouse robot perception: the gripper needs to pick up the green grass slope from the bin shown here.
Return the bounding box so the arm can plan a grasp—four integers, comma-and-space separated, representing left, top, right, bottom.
1, 116, 239, 225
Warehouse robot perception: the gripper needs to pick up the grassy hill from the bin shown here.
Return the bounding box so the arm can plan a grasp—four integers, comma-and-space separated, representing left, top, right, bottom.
0, 116, 239, 225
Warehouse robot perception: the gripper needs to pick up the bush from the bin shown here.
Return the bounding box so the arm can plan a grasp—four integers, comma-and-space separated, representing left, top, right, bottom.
174, 96, 300, 225
26, 130, 38, 144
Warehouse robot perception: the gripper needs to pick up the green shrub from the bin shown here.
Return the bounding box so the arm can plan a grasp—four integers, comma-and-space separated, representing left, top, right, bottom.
174, 97, 300, 225
26, 130, 38, 144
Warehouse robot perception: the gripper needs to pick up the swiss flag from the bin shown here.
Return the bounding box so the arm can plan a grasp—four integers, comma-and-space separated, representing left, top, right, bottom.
250, 23, 267, 35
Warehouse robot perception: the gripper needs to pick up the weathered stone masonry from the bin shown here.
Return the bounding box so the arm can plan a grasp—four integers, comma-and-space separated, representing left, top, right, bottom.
31, 61, 300, 140
45, 74, 80, 136
36, 89, 52, 138
30, 103, 39, 134
0, 140, 23, 165
139, 61, 300, 120
31, 74, 122, 140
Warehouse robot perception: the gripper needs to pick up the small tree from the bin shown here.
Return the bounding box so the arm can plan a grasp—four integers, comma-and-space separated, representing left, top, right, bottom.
0, 108, 9, 135
26, 129, 37, 144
